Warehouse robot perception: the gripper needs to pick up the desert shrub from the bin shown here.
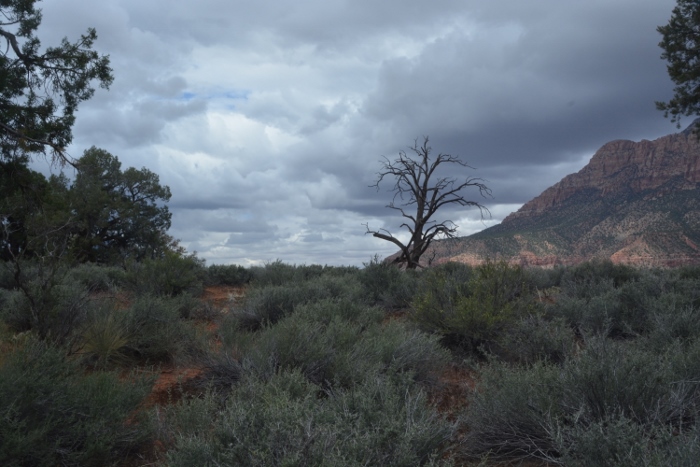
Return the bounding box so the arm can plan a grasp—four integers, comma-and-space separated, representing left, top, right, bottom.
164, 370, 453, 466
526, 265, 566, 289
243, 314, 350, 385
235, 274, 363, 330
553, 271, 671, 339
561, 259, 640, 291
557, 414, 658, 467
239, 299, 448, 389
559, 338, 673, 425
411, 261, 539, 354
1, 275, 91, 344
217, 298, 382, 371
122, 295, 200, 362
123, 250, 205, 297
431, 260, 475, 282
0, 262, 15, 289
294, 298, 385, 328
677, 265, 700, 281
462, 360, 563, 463
233, 285, 306, 330
75, 292, 204, 367
557, 413, 700, 466
356, 320, 451, 385
248, 259, 305, 286
205, 263, 252, 286
666, 338, 700, 418
65, 263, 124, 292
358, 256, 419, 308
169, 292, 205, 320
644, 301, 700, 350
190, 351, 244, 395
664, 270, 700, 309
496, 314, 576, 365
0, 341, 152, 467
462, 335, 700, 465
553, 287, 626, 338
216, 312, 257, 355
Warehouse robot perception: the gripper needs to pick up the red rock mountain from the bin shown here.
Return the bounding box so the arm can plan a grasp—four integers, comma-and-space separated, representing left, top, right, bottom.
426, 123, 700, 268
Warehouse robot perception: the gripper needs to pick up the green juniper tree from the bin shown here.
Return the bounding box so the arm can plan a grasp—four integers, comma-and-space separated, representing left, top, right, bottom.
69, 147, 172, 263
657, 0, 700, 129
0, 0, 112, 165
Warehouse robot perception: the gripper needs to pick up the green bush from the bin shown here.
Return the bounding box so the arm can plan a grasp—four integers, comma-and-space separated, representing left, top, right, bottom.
560, 338, 673, 425
1, 274, 91, 344
0, 341, 152, 467
248, 260, 333, 287
66, 263, 124, 292
642, 300, 700, 351
244, 314, 350, 385
123, 250, 205, 297
496, 314, 576, 365
525, 264, 565, 290
561, 259, 640, 291
293, 298, 385, 328
358, 256, 419, 308
122, 295, 201, 362
558, 414, 658, 467
216, 311, 257, 355
205, 263, 252, 286
163, 370, 453, 466
170, 292, 205, 320
0, 262, 15, 290
552, 271, 680, 339
411, 261, 539, 354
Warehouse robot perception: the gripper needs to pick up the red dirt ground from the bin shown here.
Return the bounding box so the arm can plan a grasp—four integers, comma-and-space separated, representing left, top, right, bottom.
201, 285, 245, 309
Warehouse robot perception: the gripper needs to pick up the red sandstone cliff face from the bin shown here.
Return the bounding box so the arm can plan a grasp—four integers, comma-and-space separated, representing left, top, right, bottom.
424, 125, 700, 268
505, 130, 700, 222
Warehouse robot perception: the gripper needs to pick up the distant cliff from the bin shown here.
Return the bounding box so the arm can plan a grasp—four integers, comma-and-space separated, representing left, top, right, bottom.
425, 123, 700, 268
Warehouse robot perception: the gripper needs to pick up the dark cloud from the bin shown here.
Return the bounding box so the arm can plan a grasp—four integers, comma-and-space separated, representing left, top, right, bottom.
33, 0, 682, 266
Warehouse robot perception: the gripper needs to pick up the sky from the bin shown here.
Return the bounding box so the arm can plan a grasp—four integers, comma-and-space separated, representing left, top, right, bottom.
33, 0, 681, 266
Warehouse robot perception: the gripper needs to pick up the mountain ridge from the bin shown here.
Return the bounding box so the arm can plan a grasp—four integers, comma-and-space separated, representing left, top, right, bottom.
424, 123, 700, 268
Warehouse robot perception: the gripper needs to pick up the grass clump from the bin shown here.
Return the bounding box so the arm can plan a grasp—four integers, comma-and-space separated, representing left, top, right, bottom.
77, 303, 132, 368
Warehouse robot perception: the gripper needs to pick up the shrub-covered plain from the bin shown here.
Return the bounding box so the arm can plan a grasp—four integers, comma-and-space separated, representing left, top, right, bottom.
2, 258, 700, 465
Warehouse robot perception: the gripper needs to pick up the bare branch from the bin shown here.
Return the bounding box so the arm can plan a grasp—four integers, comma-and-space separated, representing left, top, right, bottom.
366, 136, 491, 269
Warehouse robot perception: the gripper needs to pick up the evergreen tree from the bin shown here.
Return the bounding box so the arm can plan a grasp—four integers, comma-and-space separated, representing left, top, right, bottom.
0, 0, 112, 164
657, 0, 700, 129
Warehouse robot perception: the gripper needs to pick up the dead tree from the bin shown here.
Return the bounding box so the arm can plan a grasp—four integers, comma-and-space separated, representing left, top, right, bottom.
365, 137, 490, 269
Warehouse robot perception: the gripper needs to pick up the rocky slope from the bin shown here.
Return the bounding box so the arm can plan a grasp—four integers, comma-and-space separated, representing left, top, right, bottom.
426, 123, 700, 268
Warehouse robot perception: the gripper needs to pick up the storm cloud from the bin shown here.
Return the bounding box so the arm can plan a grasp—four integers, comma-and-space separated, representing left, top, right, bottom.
36, 0, 680, 266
